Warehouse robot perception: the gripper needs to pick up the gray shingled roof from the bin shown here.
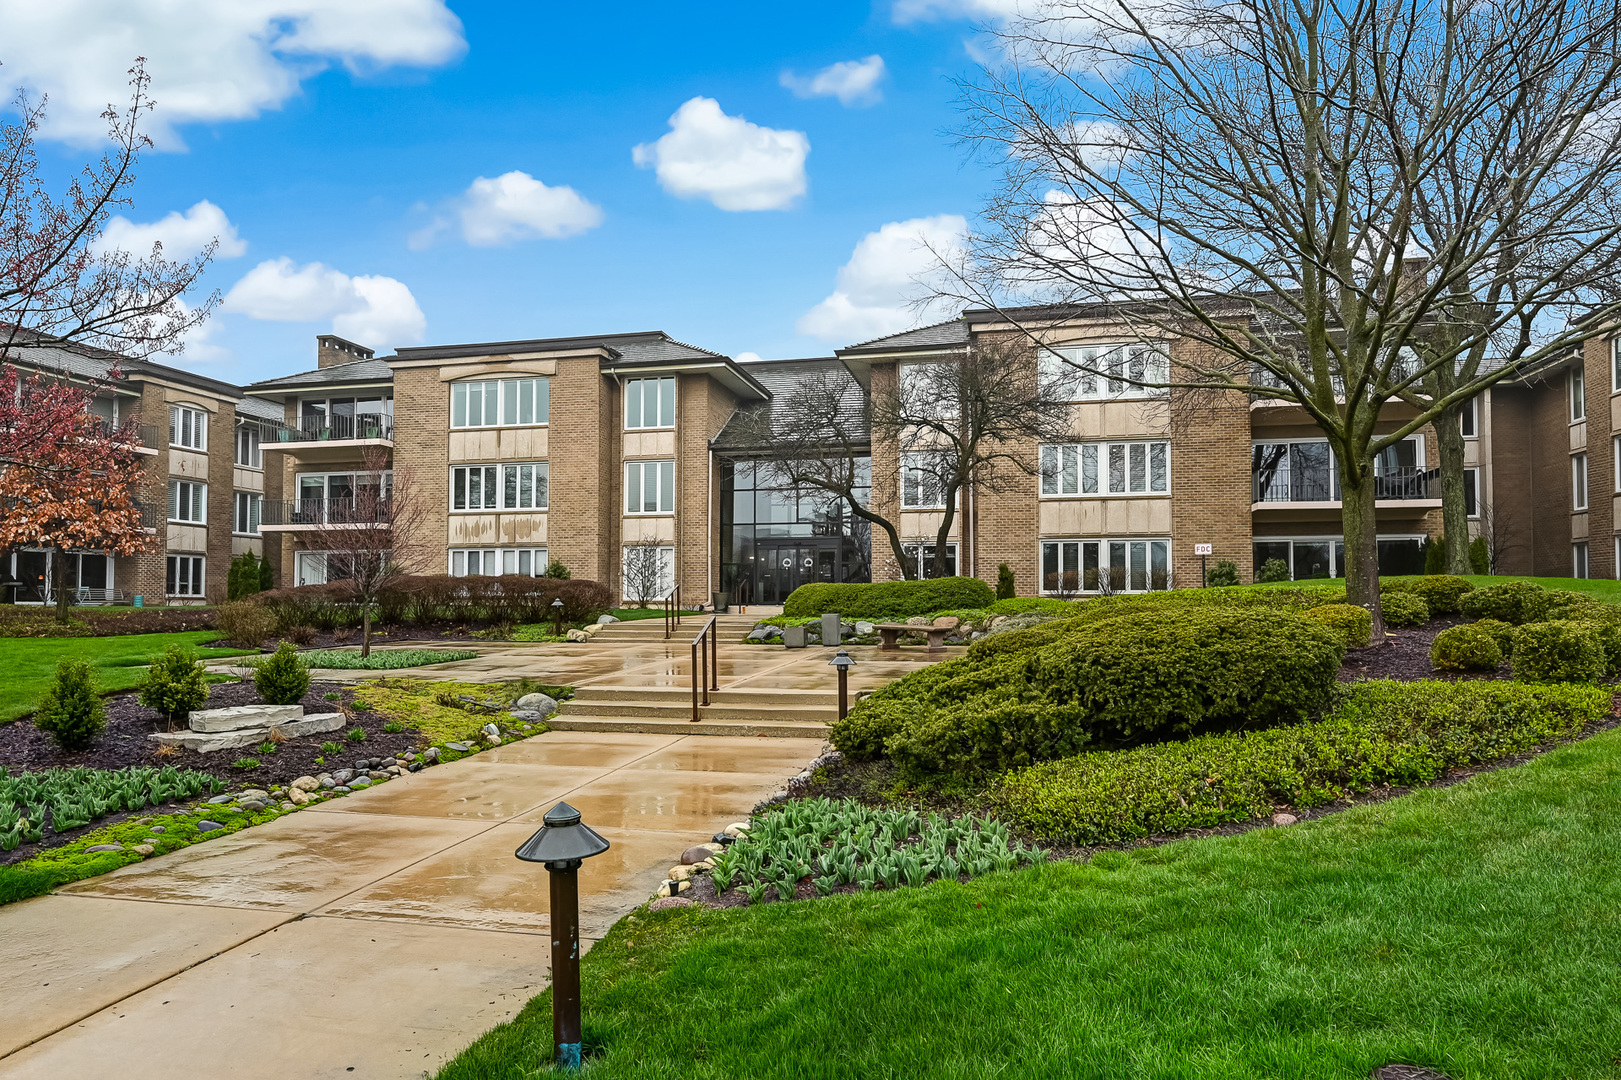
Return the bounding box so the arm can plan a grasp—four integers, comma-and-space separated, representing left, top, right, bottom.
710, 357, 869, 452
840, 318, 969, 354
245, 356, 397, 391
235, 395, 286, 421
389, 330, 725, 364
3, 333, 243, 397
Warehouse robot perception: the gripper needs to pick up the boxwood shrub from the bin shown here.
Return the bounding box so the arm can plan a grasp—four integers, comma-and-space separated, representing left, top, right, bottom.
1473, 618, 1516, 658
1512, 620, 1607, 683
1404, 574, 1475, 615
1379, 591, 1430, 627
1302, 604, 1373, 648
990, 680, 1610, 845
782, 577, 996, 620
1459, 580, 1552, 625
1429, 624, 1502, 671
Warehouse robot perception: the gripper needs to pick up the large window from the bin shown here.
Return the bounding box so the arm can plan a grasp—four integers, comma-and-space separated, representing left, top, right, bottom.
235, 423, 261, 468
1464, 468, 1479, 519
621, 543, 676, 600
1460, 396, 1478, 438
233, 492, 261, 535
1574, 452, 1589, 510
450, 463, 548, 511
1253, 437, 1424, 503
718, 458, 871, 607
166, 555, 205, 597
1040, 538, 1169, 594
901, 542, 957, 578
298, 394, 394, 440
624, 377, 676, 429
900, 453, 945, 508
1571, 367, 1586, 422
1039, 343, 1168, 401
625, 460, 675, 514
1252, 536, 1428, 580
451, 378, 548, 429
1574, 541, 1591, 580
449, 548, 548, 577
1041, 441, 1169, 496
168, 479, 206, 524
170, 405, 207, 451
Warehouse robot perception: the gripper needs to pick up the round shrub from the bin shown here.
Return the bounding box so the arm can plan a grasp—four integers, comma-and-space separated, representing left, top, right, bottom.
1027, 607, 1344, 744
1406, 575, 1475, 616
217, 600, 277, 648
1379, 591, 1430, 627
1429, 625, 1502, 672
254, 642, 311, 706
1472, 618, 1516, 658
1459, 580, 1551, 625
1541, 589, 1604, 621
1256, 558, 1290, 583
783, 577, 997, 621
34, 658, 106, 751
1302, 604, 1373, 648
886, 696, 1091, 777
1511, 621, 1606, 683
1206, 560, 1240, 587
138, 645, 210, 726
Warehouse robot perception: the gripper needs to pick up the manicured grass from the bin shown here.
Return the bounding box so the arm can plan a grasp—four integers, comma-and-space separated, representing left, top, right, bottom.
438, 728, 1621, 1080
607, 606, 671, 622
0, 632, 251, 723
1248, 574, 1621, 605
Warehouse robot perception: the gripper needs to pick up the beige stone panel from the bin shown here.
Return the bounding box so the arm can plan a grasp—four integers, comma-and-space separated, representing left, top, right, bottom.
901, 510, 958, 540
166, 524, 207, 551
1614, 493, 1621, 527
1038, 498, 1171, 536
230, 537, 263, 557
494, 513, 548, 544
504, 426, 549, 459
623, 430, 678, 457
439, 358, 558, 379
1463, 442, 1481, 467
1612, 391, 1621, 432
447, 430, 499, 463
622, 515, 676, 543
1573, 511, 1589, 540
1063, 400, 1170, 439
448, 514, 500, 545
231, 466, 264, 490
167, 447, 208, 479
1571, 420, 1587, 450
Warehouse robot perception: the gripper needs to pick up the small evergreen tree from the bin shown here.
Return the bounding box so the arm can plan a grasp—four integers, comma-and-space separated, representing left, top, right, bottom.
259, 554, 275, 591
254, 642, 310, 706
1256, 558, 1291, 583
1469, 535, 1491, 575
544, 559, 571, 580
1207, 560, 1240, 587
1424, 536, 1448, 574
35, 658, 106, 750
995, 562, 1016, 600
138, 645, 210, 728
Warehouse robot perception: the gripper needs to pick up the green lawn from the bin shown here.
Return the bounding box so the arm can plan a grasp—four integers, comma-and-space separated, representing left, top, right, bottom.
0, 631, 251, 722
440, 728, 1621, 1080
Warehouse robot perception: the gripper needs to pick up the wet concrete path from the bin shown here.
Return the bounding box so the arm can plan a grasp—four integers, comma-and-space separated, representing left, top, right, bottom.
0, 730, 822, 1079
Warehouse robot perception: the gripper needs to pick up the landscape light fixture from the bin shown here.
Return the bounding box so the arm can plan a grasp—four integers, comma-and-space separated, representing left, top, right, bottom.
551, 597, 565, 637
515, 802, 610, 1071
829, 648, 857, 720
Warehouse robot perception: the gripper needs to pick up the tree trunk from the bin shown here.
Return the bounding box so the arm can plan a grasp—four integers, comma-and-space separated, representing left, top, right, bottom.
52, 546, 71, 623
933, 488, 959, 579
361, 602, 372, 659
1339, 456, 1385, 638
1433, 403, 1473, 574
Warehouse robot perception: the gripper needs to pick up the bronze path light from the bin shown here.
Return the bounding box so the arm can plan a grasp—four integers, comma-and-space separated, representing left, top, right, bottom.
829, 648, 856, 720
551, 597, 566, 637
516, 801, 610, 1070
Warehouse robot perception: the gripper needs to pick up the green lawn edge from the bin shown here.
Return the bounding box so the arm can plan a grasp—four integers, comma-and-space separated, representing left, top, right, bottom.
0, 631, 253, 723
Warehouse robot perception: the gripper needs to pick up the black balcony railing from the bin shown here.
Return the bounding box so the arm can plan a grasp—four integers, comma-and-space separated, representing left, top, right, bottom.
1253, 465, 1438, 504
261, 497, 393, 527
88, 418, 158, 447
258, 414, 393, 445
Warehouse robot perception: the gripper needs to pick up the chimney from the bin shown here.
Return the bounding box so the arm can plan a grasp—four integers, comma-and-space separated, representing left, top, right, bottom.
317, 334, 375, 369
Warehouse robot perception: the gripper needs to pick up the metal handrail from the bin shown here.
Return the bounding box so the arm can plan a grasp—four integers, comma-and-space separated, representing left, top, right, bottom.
690, 614, 720, 722
663, 585, 682, 640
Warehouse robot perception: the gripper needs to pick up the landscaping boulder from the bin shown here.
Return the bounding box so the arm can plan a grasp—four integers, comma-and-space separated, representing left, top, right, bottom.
855, 621, 875, 636
932, 616, 960, 630
596, 614, 620, 625
566, 628, 590, 642
515, 692, 558, 714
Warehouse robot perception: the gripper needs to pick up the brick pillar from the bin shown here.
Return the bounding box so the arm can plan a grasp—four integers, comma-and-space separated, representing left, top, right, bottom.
1584, 337, 1614, 579
550, 357, 615, 587
1167, 382, 1254, 586
391, 368, 450, 579
129, 383, 169, 602
207, 403, 235, 602
867, 362, 903, 581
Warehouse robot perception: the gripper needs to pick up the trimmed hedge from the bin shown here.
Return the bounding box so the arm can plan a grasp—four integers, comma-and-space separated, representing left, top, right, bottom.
1429, 624, 1502, 672
783, 577, 997, 621
1474, 618, 1516, 658
1460, 580, 1553, 625
256, 576, 612, 631
1405, 575, 1475, 616
990, 680, 1610, 845
1512, 621, 1607, 683
1379, 591, 1430, 627
1302, 604, 1373, 648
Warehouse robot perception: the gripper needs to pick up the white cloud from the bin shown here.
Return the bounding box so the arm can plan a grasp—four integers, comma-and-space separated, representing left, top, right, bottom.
780, 56, 887, 107
632, 97, 809, 212
892, 0, 1022, 23
0, 0, 466, 146
222, 256, 425, 351
736, 351, 764, 364
411, 171, 604, 248
797, 215, 968, 343
93, 200, 246, 261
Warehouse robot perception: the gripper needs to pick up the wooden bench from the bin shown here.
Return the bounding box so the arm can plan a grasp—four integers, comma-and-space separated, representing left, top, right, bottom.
875, 623, 952, 652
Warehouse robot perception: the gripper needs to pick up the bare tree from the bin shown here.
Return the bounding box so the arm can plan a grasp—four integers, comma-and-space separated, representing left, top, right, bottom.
621, 537, 669, 608
293, 448, 429, 657
738, 336, 1068, 580
954, 0, 1621, 631
0, 59, 217, 364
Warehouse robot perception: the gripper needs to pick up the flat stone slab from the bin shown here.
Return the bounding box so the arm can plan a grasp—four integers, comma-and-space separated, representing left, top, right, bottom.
150, 713, 345, 753
188, 704, 306, 733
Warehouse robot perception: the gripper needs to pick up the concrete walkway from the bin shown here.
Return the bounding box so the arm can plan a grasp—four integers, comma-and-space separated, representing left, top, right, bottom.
0, 729, 821, 1079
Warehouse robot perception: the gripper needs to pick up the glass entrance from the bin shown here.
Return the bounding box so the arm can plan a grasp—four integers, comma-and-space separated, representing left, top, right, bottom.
756, 545, 830, 605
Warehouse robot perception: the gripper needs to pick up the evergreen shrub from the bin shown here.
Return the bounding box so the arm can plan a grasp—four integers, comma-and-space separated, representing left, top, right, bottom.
1511, 621, 1606, 683
1429, 625, 1502, 671
1206, 560, 1240, 587
783, 577, 996, 620
1302, 603, 1373, 648
1459, 580, 1552, 624
1379, 591, 1430, 627
254, 642, 311, 706
138, 646, 210, 726
34, 659, 106, 750
1255, 558, 1290, 583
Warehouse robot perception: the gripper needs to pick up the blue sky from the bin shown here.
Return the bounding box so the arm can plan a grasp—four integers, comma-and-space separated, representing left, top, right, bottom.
7, 0, 1012, 383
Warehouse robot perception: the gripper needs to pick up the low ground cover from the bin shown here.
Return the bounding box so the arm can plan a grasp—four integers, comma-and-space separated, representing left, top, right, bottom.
261, 648, 479, 670
0, 605, 219, 639
0, 631, 251, 722
437, 728, 1621, 1080
348, 677, 567, 745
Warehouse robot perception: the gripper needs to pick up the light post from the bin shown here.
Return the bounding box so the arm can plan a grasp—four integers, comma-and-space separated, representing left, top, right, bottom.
829, 648, 856, 720
551, 597, 565, 638
515, 802, 610, 1071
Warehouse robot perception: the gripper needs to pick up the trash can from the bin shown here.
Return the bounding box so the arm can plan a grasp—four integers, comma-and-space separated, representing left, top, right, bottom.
821, 612, 841, 647
712, 590, 730, 613
132, 595, 143, 608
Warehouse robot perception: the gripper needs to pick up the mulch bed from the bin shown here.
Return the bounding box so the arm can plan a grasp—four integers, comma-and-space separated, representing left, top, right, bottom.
1337, 617, 1506, 682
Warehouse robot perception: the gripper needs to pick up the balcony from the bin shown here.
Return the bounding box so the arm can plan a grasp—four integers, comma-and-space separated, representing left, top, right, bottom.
260, 497, 393, 531
256, 415, 393, 464
88, 418, 160, 456
1251, 464, 1440, 519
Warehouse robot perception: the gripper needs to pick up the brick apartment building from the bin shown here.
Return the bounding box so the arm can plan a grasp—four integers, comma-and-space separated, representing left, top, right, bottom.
0, 308, 1602, 607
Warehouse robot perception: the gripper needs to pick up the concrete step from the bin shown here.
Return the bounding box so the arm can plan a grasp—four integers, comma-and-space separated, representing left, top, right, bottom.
569, 687, 841, 706
554, 700, 837, 722
545, 714, 829, 739
188, 703, 306, 733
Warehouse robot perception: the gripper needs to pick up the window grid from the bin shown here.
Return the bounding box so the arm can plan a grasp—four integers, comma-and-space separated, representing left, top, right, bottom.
901, 542, 958, 579
1574, 541, 1590, 580
166, 555, 205, 597
448, 548, 549, 577
451, 378, 549, 429
169, 405, 207, 451
1040, 344, 1169, 402
450, 463, 549, 511
1040, 538, 1171, 594
235, 424, 261, 467
625, 460, 676, 514
1460, 397, 1478, 439
1571, 368, 1586, 422
168, 479, 206, 524
1464, 468, 1479, 519
1041, 441, 1169, 496
233, 491, 261, 535
900, 453, 945, 509
624, 377, 677, 429
1574, 452, 1589, 511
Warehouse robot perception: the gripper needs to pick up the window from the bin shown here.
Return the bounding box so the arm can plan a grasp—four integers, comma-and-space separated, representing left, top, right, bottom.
1464, 468, 1479, 519
1571, 367, 1586, 422
1574, 452, 1589, 511
451, 378, 548, 429
900, 453, 945, 508
625, 460, 675, 513
1253, 536, 1429, 580
621, 544, 676, 600
901, 542, 958, 579
898, 362, 956, 419
1460, 396, 1478, 438
169, 405, 207, 450
168, 479, 206, 524
624, 376, 677, 429
1574, 541, 1590, 580
1041, 441, 1168, 496
1041, 538, 1170, 593
1613, 338, 1621, 392
235, 423, 261, 467
1040, 343, 1168, 401
233, 492, 261, 535
166, 555, 205, 597
450, 463, 548, 511
449, 548, 549, 577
